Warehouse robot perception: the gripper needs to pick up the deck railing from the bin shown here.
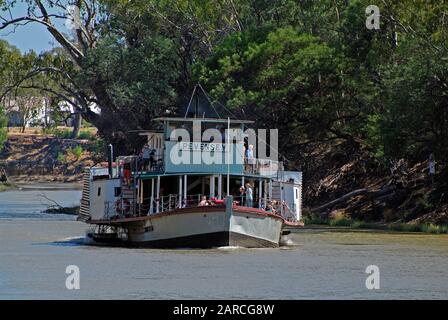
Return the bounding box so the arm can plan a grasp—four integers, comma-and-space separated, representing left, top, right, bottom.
116, 154, 164, 178
243, 158, 284, 177
102, 193, 297, 221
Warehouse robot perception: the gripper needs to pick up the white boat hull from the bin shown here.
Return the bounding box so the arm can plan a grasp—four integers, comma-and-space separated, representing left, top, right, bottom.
89, 205, 284, 248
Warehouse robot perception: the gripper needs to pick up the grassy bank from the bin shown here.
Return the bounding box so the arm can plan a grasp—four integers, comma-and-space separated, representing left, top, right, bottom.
0, 183, 15, 192
303, 215, 448, 234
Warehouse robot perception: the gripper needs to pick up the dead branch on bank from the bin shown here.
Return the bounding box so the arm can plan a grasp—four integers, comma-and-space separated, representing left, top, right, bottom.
39, 192, 79, 215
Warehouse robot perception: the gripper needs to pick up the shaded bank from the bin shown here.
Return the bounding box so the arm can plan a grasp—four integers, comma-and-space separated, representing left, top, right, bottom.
302, 141, 448, 227
302, 215, 448, 235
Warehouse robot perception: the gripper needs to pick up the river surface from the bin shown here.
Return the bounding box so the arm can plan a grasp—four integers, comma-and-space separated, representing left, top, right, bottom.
1, 187, 447, 299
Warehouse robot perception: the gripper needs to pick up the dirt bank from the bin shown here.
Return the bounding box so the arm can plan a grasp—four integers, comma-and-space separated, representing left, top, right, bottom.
302, 141, 448, 225
0, 133, 102, 183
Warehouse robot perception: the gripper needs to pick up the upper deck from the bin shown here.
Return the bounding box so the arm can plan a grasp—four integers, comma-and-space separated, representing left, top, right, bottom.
134, 117, 282, 177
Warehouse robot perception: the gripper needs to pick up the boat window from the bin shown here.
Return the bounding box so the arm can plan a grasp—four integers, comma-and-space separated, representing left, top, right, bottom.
97, 187, 101, 197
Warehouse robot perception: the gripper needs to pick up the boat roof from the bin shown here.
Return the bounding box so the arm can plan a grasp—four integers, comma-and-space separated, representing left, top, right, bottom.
153, 117, 254, 124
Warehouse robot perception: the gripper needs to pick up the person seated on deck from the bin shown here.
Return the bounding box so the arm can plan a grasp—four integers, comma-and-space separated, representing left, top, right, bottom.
198, 196, 209, 206
268, 200, 279, 215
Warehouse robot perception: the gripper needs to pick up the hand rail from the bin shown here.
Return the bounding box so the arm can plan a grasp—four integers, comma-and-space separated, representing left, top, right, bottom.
102, 194, 297, 221
244, 157, 284, 177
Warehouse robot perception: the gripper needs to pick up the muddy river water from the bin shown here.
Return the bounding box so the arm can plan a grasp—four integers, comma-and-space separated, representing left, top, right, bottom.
1, 187, 447, 299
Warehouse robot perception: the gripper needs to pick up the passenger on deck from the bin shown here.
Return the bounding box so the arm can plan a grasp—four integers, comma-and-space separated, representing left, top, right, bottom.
245, 183, 253, 207
246, 144, 255, 173
137, 150, 143, 170
149, 148, 156, 169
266, 200, 278, 214
198, 196, 209, 206
239, 186, 245, 205
141, 144, 151, 171
123, 162, 132, 186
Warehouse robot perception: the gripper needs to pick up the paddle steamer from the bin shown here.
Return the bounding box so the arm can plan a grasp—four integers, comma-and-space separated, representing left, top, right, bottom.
78, 116, 303, 248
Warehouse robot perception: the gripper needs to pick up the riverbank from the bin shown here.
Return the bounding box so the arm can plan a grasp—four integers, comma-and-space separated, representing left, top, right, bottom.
302, 140, 448, 226
301, 216, 448, 234
0, 182, 82, 192
0, 183, 13, 192
0, 131, 103, 183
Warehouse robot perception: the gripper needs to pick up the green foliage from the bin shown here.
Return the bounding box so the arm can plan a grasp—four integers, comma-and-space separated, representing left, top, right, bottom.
420, 224, 448, 234
56, 152, 67, 164
328, 217, 352, 227
77, 130, 97, 141
87, 139, 107, 158
1, 0, 448, 163
302, 213, 326, 225
81, 34, 179, 131
44, 127, 72, 139
195, 26, 360, 160
303, 214, 447, 234
57, 145, 84, 163
67, 145, 84, 161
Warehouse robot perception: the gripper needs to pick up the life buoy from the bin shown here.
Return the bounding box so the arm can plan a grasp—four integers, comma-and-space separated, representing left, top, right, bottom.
115, 199, 130, 214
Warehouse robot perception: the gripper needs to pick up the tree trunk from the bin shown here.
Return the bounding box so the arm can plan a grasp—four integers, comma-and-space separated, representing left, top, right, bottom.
70, 112, 82, 139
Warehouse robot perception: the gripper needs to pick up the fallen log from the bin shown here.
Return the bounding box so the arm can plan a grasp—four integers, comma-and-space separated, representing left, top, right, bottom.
39, 192, 79, 215
311, 188, 368, 213
43, 205, 79, 215
311, 186, 396, 213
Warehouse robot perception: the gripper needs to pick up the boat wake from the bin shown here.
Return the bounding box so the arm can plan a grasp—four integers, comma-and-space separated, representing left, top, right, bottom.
217, 245, 245, 250
51, 236, 92, 246
279, 235, 297, 247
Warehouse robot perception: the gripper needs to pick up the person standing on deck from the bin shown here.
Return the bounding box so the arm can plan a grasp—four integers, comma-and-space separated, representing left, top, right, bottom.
141, 144, 151, 171
239, 186, 245, 206
149, 148, 156, 169
123, 162, 132, 186
245, 183, 253, 207
246, 144, 255, 173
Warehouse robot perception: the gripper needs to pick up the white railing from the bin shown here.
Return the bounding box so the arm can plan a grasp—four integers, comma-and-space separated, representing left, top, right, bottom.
244, 158, 284, 177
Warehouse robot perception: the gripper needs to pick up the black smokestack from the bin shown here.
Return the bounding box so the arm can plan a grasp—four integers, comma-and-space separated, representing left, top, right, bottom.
107, 144, 113, 178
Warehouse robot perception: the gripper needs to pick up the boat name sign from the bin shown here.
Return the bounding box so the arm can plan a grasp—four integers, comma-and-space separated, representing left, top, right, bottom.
179, 142, 228, 153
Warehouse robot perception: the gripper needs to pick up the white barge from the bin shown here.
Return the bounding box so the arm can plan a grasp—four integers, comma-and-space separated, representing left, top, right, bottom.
78, 117, 303, 248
